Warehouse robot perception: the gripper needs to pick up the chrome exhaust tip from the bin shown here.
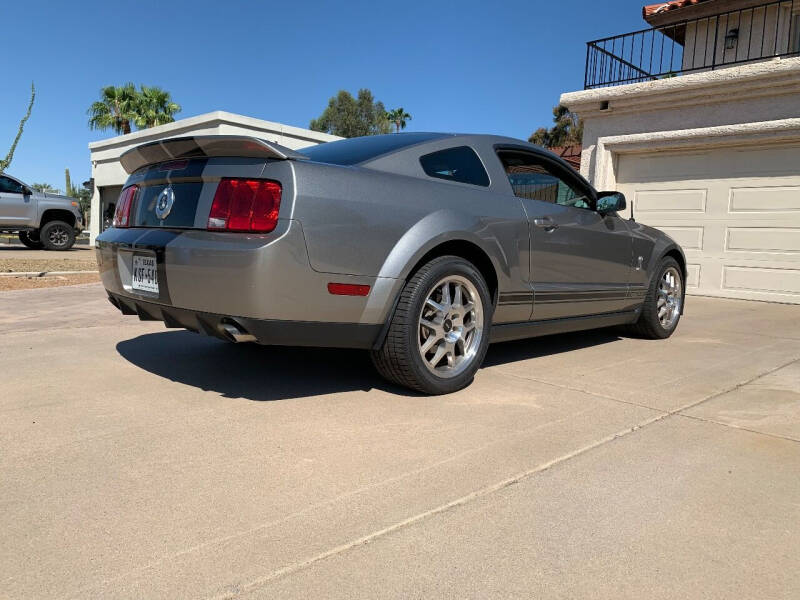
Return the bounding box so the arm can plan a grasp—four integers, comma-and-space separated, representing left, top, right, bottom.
219, 322, 257, 343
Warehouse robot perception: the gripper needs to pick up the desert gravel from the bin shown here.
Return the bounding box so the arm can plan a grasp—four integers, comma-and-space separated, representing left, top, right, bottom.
0, 272, 99, 291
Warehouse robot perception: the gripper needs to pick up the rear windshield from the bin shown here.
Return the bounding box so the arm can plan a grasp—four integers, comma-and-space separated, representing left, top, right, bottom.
299, 133, 450, 166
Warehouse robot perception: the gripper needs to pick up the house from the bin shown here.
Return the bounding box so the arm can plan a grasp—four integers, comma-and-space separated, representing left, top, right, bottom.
547, 145, 583, 171
87, 111, 340, 244
561, 0, 800, 304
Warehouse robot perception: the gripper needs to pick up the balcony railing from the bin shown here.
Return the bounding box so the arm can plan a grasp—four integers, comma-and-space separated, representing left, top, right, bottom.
585, 0, 800, 89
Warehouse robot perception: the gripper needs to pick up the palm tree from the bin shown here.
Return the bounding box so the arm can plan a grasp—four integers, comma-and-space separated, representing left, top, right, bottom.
87, 84, 138, 135
134, 85, 181, 129
528, 104, 583, 148
386, 107, 412, 133
30, 182, 60, 194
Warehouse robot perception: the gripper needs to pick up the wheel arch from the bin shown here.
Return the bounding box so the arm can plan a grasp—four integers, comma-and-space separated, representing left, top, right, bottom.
39, 209, 76, 229
406, 240, 498, 306
377, 210, 506, 298
372, 237, 500, 351
661, 245, 686, 284
371, 209, 513, 350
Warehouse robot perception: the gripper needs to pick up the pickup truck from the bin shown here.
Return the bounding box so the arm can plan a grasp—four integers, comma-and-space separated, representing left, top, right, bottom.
0, 172, 83, 250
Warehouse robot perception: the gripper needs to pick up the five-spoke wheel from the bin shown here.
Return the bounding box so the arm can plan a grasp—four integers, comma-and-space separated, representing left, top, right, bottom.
629, 256, 684, 339
371, 256, 491, 395
418, 276, 484, 378
657, 266, 682, 330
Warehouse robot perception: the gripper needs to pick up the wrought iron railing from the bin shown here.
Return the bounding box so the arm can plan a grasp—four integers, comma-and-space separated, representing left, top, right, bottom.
585, 0, 800, 88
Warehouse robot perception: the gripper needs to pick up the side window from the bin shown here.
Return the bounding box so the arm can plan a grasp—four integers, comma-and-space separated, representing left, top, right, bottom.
419, 146, 490, 187
498, 152, 592, 210
0, 176, 24, 194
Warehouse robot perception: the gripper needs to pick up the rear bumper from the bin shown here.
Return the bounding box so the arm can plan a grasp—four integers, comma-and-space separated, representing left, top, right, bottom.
107, 292, 381, 349
95, 220, 402, 346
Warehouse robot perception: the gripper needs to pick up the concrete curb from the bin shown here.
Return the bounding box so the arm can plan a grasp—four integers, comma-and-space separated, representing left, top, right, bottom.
0, 270, 99, 277
1, 237, 90, 246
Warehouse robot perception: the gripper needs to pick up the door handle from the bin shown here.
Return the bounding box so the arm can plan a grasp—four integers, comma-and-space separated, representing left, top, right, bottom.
533, 217, 558, 231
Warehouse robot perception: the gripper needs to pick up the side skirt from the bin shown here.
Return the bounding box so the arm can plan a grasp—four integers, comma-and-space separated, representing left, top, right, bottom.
489, 309, 640, 344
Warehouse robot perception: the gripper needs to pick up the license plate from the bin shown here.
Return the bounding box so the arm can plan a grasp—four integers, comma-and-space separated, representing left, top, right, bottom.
132, 255, 159, 294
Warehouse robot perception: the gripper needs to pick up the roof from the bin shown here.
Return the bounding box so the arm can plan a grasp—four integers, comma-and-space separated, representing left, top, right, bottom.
88, 111, 340, 152
547, 145, 582, 171
643, 0, 719, 19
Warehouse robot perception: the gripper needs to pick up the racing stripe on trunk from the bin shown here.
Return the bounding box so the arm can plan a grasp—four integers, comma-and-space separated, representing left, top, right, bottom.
126, 158, 210, 229
97, 228, 184, 306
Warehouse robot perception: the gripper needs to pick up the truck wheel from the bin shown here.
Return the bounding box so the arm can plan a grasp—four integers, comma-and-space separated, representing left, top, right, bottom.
18, 231, 44, 249
40, 221, 76, 251
371, 256, 492, 395
628, 256, 684, 339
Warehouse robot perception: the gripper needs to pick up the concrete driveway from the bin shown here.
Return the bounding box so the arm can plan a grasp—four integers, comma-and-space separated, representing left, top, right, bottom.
1, 284, 798, 599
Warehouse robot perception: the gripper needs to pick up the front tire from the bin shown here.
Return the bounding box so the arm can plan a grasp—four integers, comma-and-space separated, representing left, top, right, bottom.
371, 256, 492, 395
40, 221, 76, 251
18, 230, 44, 249
629, 256, 683, 339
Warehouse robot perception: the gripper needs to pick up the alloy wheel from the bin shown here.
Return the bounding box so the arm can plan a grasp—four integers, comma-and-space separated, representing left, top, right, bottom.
418, 275, 483, 378
657, 266, 682, 329
47, 225, 69, 248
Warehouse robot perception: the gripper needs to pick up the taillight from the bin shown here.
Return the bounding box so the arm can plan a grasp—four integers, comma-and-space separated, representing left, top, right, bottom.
207, 178, 282, 233
113, 185, 138, 228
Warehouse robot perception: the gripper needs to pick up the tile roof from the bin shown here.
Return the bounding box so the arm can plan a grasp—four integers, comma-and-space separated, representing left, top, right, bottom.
548, 145, 582, 171
643, 0, 717, 19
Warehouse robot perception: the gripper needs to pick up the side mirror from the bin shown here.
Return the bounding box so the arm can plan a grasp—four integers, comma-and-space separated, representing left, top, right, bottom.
596, 191, 626, 215
22, 186, 33, 196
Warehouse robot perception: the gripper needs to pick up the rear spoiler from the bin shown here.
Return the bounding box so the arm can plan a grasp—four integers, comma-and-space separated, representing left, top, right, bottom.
119, 135, 310, 174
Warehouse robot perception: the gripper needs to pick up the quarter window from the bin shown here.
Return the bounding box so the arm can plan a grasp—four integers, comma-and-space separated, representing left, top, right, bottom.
498, 152, 591, 209
0, 176, 24, 194
419, 146, 490, 187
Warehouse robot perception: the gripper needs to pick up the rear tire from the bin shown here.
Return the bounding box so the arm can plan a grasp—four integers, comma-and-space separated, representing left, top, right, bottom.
40, 220, 75, 251
371, 256, 492, 395
18, 231, 44, 249
628, 256, 683, 339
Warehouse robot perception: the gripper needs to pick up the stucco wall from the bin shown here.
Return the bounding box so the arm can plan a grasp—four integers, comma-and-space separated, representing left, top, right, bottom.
561, 56, 800, 186
560, 56, 800, 304
681, 4, 798, 70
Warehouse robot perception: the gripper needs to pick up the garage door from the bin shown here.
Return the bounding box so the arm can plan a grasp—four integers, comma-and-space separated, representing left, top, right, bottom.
616, 144, 800, 304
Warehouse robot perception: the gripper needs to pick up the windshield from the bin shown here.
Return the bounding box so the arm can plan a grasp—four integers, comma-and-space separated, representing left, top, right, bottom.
299, 132, 450, 166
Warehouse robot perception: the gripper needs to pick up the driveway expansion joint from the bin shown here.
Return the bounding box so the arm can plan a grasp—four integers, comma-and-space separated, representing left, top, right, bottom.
497, 370, 666, 413
677, 412, 800, 444
216, 356, 800, 597
210, 411, 674, 599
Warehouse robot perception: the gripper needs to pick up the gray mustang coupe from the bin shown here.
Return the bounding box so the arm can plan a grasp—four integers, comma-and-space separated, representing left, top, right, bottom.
97, 133, 685, 394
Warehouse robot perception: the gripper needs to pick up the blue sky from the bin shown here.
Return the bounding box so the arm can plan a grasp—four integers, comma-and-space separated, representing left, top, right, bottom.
1, 0, 647, 188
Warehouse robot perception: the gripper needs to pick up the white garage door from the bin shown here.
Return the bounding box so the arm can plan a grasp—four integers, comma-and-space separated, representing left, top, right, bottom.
616, 144, 800, 304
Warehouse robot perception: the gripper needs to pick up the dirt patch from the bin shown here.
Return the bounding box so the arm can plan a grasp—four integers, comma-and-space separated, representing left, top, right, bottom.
0, 256, 98, 273
0, 273, 100, 291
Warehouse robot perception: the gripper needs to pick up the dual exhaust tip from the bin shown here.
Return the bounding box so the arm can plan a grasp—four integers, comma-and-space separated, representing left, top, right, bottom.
219, 321, 257, 343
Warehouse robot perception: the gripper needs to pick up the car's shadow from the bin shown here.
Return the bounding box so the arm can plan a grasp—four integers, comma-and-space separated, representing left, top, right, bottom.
483, 329, 621, 368
116, 329, 621, 402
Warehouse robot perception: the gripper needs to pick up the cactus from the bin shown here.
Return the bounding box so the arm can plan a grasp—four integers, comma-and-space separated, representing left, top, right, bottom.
0, 82, 35, 173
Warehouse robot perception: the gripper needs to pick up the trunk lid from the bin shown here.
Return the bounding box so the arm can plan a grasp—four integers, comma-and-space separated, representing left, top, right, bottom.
119, 136, 307, 230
